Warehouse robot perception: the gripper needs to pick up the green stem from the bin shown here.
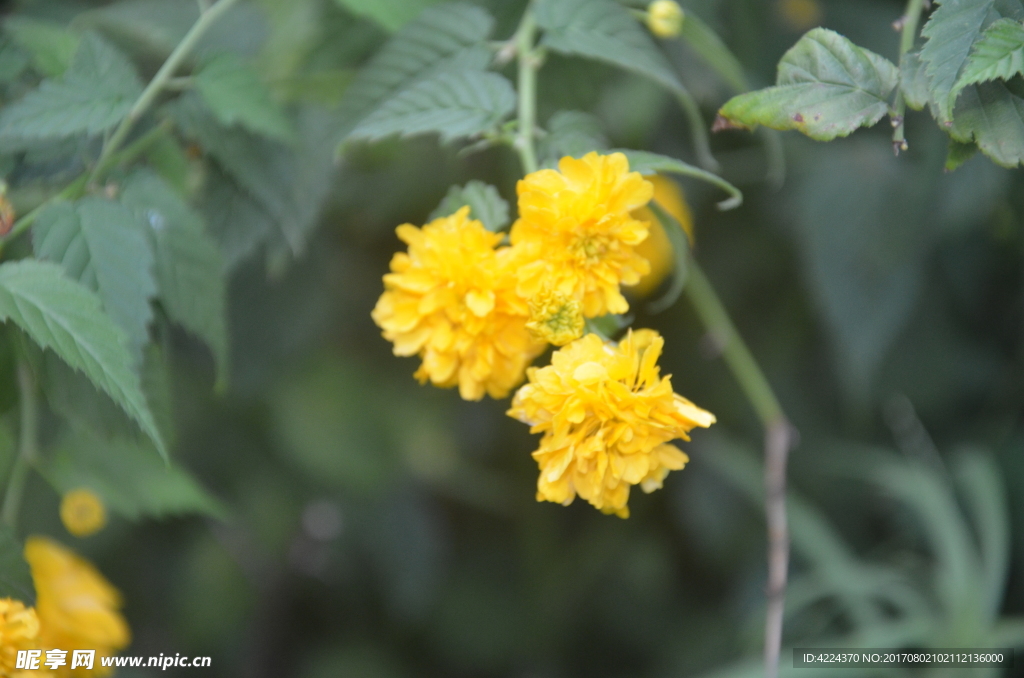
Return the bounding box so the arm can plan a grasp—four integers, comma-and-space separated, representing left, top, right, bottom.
514, 9, 539, 175
683, 258, 791, 678
1, 363, 37, 530
91, 0, 240, 181
891, 0, 925, 154
675, 88, 718, 172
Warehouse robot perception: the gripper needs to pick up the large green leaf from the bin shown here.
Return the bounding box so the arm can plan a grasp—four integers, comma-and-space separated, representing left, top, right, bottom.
348, 70, 515, 143
0, 32, 142, 142
334, 0, 442, 32
200, 165, 276, 269
3, 17, 79, 77
537, 110, 608, 167
920, 0, 1024, 123
429, 181, 509, 232
0, 260, 165, 457
535, 0, 684, 94
120, 171, 229, 387
950, 78, 1024, 167
614, 149, 742, 210
195, 53, 295, 142
0, 527, 34, 604
717, 28, 898, 141
33, 198, 156, 364
43, 428, 227, 520
954, 18, 1024, 96
337, 2, 494, 141
900, 51, 933, 111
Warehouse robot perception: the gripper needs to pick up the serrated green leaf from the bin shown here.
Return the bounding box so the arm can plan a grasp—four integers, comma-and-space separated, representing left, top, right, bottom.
679, 11, 748, 93
535, 0, 684, 94
901, 51, 932, 111
0, 526, 34, 604
33, 198, 156, 364
0, 260, 165, 457
334, 0, 442, 32
717, 28, 898, 141
538, 110, 608, 166
954, 18, 1024, 96
4, 18, 80, 78
43, 351, 144, 443
920, 0, 1024, 123
43, 427, 227, 521
200, 165, 276, 269
348, 70, 515, 142
120, 171, 229, 387
0, 32, 142, 142
430, 181, 509, 231
945, 138, 978, 171
615, 149, 742, 210
950, 78, 1024, 167
195, 53, 295, 142
337, 3, 495, 142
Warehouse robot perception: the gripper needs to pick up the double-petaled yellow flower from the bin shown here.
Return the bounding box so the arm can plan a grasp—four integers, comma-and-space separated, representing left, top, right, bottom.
372, 207, 544, 400
510, 152, 654, 318
508, 329, 715, 517
25, 537, 130, 677
0, 597, 44, 677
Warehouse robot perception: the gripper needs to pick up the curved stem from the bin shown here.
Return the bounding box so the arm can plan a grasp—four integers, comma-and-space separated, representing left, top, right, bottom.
891, 0, 925, 155
683, 259, 791, 678
674, 88, 718, 172
514, 9, 539, 175
1, 363, 37, 530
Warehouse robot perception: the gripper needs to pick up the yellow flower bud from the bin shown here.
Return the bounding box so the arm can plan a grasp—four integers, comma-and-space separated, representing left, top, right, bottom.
647, 0, 685, 39
60, 488, 107, 538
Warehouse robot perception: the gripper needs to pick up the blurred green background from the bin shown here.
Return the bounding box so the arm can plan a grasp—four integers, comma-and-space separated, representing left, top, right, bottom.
8, 0, 1024, 675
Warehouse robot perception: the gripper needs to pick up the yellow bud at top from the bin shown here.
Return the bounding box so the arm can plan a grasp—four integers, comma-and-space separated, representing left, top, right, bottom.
526, 287, 584, 347
60, 488, 107, 538
647, 0, 685, 38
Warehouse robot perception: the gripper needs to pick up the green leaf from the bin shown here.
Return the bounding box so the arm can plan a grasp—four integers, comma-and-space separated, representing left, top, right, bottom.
535, 0, 685, 94
33, 198, 157, 364
950, 78, 1024, 167
144, 131, 193, 197
920, 0, 1024, 123
200, 165, 276, 269
0, 260, 165, 457
0, 526, 34, 604
43, 428, 227, 520
717, 28, 899, 141
0, 40, 31, 84
945, 138, 978, 170
645, 202, 690, 314
4, 17, 80, 77
348, 70, 515, 143
334, 0, 442, 32
537, 110, 608, 166
614, 149, 742, 210
679, 11, 748, 93
900, 51, 932, 111
954, 18, 1024, 96
195, 53, 295, 143
120, 171, 229, 387
0, 33, 143, 142
337, 3, 495, 141
429, 181, 509, 231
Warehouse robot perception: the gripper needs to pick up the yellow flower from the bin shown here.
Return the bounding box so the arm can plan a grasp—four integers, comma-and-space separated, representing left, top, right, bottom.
631, 174, 694, 298
647, 0, 685, 38
508, 329, 715, 517
511, 152, 654, 318
776, 0, 823, 31
526, 286, 584, 346
24, 537, 130, 677
372, 207, 544, 400
59, 489, 107, 538
0, 598, 43, 677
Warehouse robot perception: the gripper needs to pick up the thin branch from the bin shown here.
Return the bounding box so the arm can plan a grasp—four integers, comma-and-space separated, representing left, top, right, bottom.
1, 363, 37, 530
514, 8, 540, 175
891, 0, 925, 154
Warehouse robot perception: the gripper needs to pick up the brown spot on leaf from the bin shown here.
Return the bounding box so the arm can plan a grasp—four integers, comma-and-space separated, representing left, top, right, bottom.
711, 114, 748, 132
793, 113, 804, 123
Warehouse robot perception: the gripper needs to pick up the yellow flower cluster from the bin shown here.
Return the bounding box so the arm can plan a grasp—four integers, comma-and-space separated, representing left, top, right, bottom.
374, 152, 715, 516
508, 330, 715, 517
0, 538, 130, 678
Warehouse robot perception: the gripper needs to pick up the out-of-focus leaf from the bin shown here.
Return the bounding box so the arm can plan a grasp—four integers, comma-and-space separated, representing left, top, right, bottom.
4, 18, 79, 77
0, 33, 142, 142
0, 260, 165, 458
537, 110, 608, 166
348, 71, 515, 143
954, 18, 1024, 96
953, 451, 1010, 620
200, 165, 275, 269
946, 138, 978, 171
717, 28, 898, 140
679, 11, 748, 93
120, 171, 229, 387
195, 53, 295, 142
143, 131, 193, 197
43, 428, 228, 520
334, 0, 442, 32
0, 527, 34, 604
536, 0, 684, 94
274, 69, 354, 107
615, 149, 742, 209
0, 41, 30, 84
949, 79, 1024, 168
429, 181, 509, 231
33, 198, 157, 364
900, 51, 932, 111
336, 3, 495, 140
919, 0, 1024, 123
